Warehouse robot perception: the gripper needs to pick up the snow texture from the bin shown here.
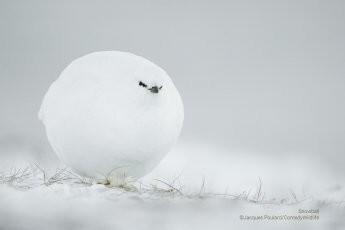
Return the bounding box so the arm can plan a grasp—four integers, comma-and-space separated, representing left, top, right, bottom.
0, 140, 344, 230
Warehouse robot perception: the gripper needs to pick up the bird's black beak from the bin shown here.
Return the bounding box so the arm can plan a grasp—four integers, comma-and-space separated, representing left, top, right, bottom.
148, 86, 160, 94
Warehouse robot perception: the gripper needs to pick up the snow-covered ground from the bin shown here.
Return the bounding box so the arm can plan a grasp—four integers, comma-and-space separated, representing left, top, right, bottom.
0, 140, 344, 230
1, 182, 344, 230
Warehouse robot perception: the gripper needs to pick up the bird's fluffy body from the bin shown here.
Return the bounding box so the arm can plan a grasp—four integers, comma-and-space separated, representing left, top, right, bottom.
39, 51, 184, 181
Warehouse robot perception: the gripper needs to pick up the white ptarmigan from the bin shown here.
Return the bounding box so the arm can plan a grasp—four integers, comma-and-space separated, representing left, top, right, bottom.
39, 51, 184, 184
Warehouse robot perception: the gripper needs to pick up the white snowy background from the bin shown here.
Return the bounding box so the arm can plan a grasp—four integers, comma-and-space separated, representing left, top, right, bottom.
1, 0, 345, 229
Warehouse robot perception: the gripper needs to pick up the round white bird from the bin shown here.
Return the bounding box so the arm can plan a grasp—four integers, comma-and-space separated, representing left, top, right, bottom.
39, 51, 184, 184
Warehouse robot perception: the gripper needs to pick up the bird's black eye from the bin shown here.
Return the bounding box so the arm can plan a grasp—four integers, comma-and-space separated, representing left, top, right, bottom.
139, 81, 147, 88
